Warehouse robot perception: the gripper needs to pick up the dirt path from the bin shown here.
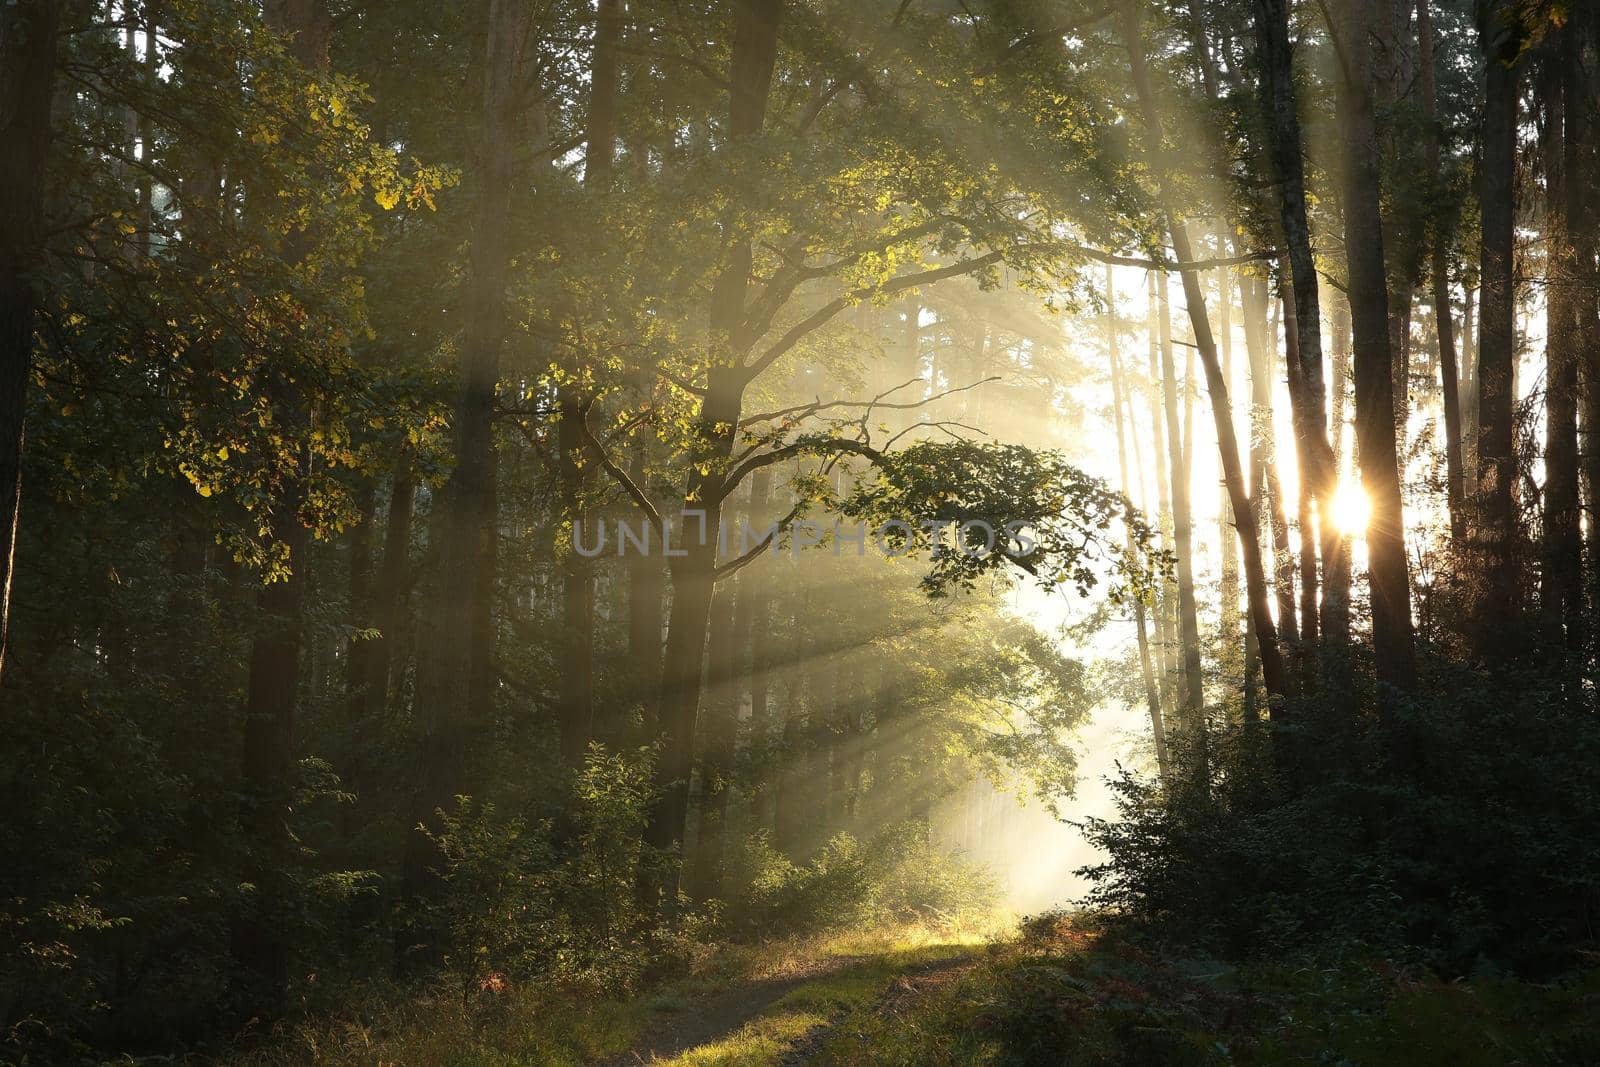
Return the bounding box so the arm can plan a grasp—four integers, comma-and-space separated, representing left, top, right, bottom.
778, 952, 977, 1066
599, 949, 978, 1066
598, 954, 868, 1066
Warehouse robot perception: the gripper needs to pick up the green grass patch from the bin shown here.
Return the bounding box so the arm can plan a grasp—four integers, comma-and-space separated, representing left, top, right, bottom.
654, 941, 978, 1067
804, 913, 1600, 1067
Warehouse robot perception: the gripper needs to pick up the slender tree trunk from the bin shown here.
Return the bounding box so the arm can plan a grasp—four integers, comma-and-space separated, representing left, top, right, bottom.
1125, 6, 1291, 722
551, 0, 623, 768
1108, 270, 1169, 778
405, 0, 530, 906
1147, 272, 1178, 720
1252, 0, 1348, 671
625, 438, 664, 741
1216, 251, 1241, 669
1540, 37, 1582, 652
346, 477, 378, 715
1158, 273, 1207, 752
1331, 291, 1351, 472
1280, 281, 1320, 653
0, 0, 61, 688
691, 575, 739, 900
744, 467, 773, 824
369, 464, 415, 712
557, 397, 596, 769
233, 0, 331, 1003
1569, 7, 1600, 664
1243, 280, 1300, 659
1473, 0, 1524, 653
1332, 0, 1417, 698
1419, 0, 1465, 541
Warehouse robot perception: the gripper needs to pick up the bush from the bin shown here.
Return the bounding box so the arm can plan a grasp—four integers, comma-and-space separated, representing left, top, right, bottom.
723, 822, 996, 938
1079, 663, 1600, 975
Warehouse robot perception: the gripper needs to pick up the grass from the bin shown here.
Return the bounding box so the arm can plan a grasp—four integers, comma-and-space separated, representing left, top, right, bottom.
799, 912, 1600, 1067
653, 938, 980, 1067
217, 920, 997, 1067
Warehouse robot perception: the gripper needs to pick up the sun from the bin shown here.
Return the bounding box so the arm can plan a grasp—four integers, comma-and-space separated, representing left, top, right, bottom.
1330, 481, 1371, 535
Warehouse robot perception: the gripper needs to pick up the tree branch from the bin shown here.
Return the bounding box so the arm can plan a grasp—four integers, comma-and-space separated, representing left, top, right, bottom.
742, 250, 1006, 381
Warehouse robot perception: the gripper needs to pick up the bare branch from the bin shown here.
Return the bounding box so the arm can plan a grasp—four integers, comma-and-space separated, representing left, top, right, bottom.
740, 374, 999, 428
742, 250, 1006, 381
575, 399, 663, 530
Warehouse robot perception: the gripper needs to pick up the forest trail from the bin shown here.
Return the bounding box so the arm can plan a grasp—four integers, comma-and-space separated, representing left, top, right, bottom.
600, 941, 982, 1066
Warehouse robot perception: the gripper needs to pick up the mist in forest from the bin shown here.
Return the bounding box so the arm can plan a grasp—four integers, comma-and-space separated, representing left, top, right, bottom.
6, 0, 1600, 1063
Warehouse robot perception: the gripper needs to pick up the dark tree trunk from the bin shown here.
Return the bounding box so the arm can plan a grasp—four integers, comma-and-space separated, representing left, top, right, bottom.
557, 396, 596, 769
1472, 0, 1524, 654
640, 0, 783, 916
1419, 0, 1466, 541
1569, 8, 1600, 663
345, 477, 378, 716
1332, 0, 1417, 698
624, 439, 664, 741
1251, 0, 1347, 670
1540, 35, 1582, 652
1280, 282, 1320, 654
0, 0, 61, 687
405, 0, 530, 907
553, 0, 624, 769
369, 464, 414, 712
233, 0, 331, 1004
691, 576, 739, 901
743, 466, 773, 824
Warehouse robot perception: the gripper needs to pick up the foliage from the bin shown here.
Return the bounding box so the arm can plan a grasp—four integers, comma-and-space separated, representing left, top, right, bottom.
1079, 662, 1600, 976
724, 823, 996, 939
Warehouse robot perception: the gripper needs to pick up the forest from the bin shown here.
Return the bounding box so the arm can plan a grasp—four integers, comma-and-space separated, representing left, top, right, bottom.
4, 0, 1600, 1063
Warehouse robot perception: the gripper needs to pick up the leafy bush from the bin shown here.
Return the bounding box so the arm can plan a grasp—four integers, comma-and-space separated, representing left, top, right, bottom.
1079, 663, 1600, 975
723, 822, 996, 938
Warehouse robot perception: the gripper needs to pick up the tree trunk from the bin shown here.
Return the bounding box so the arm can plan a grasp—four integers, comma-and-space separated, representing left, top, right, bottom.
0, 0, 61, 688
640, 0, 783, 916
743, 466, 773, 824
405, 0, 530, 907
1280, 281, 1320, 654
1419, 0, 1465, 541
1252, 0, 1347, 668
233, 0, 331, 1003
1158, 272, 1207, 753
1146, 272, 1179, 720
370, 464, 415, 712
691, 575, 739, 900
552, 0, 624, 769
1124, 6, 1291, 724
557, 396, 596, 769
346, 477, 378, 716
625, 438, 664, 742
1108, 269, 1169, 778
1569, 6, 1600, 661
1472, 0, 1524, 654
1332, 0, 1417, 698
1540, 35, 1582, 652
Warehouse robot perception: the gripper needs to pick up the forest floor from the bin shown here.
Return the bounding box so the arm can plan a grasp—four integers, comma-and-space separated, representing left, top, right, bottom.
225, 922, 997, 1067
602, 937, 982, 1066
227, 914, 1600, 1065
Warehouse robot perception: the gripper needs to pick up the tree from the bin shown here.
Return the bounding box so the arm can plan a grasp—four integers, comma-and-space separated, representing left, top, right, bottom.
1121, 0, 1293, 723
1471, 0, 1526, 655
1331, 0, 1417, 698
405, 0, 534, 907
0, 0, 62, 687
1251, 0, 1348, 676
